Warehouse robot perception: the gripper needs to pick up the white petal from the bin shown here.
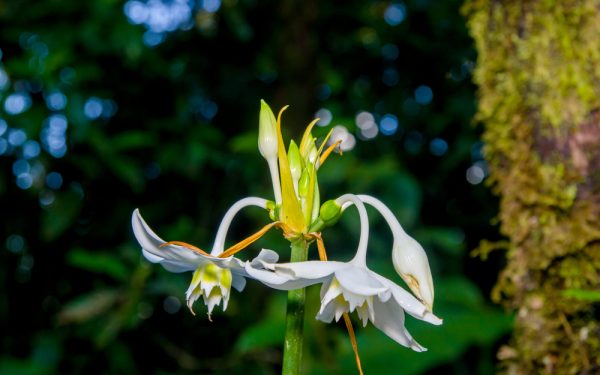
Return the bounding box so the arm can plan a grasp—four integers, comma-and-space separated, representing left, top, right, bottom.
245, 264, 324, 290
375, 274, 442, 325
335, 266, 388, 296
371, 297, 427, 352
231, 273, 246, 292
255, 248, 280, 263
274, 260, 344, 280
132, 209, 203, 272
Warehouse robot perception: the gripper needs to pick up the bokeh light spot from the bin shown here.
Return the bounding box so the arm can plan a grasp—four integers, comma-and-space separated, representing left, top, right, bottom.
414, 85, 433, 105
466, 163, 485, 185
8, 129, 27, 146
45, 91, 67, 111
384, 3, 406, 26
315, 108, 332, 127
380, 114, 399, 136
84, 97, 103, 120
200, 0, 221, 13
4, 93, 32, 115
6, 234, 25, 253
355, 111, 375, 129
22, 140, 41, 159
16, 173, 33, 189
46, 172, 63, 190
429, 138, 448, 156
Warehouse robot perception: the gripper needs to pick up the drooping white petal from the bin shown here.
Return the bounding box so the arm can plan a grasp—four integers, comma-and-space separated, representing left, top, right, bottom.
371, 297, 426, 352
231, 273, 246, 292
356, 194, 436, 310
132, 209, 204, 272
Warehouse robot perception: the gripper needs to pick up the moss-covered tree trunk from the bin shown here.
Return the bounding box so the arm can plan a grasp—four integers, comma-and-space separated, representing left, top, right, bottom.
464, 1, 600, 373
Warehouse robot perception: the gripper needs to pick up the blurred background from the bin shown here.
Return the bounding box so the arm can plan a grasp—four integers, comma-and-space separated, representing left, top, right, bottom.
0, 0, 512, 374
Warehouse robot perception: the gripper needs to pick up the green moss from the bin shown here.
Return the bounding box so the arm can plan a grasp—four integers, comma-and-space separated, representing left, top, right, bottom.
464, 0, 600, 373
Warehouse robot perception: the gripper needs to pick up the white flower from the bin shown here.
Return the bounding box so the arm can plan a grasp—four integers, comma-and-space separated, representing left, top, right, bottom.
356, 195, 435, 310
246, 194, 442, 351
132, 197, 277, 317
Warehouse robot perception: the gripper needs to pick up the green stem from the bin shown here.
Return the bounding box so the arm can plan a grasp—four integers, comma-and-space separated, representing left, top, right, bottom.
282, 238, 309, 375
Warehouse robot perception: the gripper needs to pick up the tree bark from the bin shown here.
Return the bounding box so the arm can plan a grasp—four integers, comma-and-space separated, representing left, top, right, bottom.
464, 1, 600, 373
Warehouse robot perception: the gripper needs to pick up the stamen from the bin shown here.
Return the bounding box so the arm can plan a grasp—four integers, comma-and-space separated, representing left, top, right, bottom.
160, 241, 210, 256
343, 313, 364, 375
319, 140, 342, 166
218, 222, 282, 258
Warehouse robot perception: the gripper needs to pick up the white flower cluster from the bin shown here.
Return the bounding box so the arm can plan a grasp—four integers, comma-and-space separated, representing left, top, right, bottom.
132, 101, 442, 353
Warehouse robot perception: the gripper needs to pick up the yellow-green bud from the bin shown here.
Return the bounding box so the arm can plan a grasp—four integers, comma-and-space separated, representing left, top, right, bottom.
258, 99, 278, 160
298, 168, 310, 198
288, 140, 302, 184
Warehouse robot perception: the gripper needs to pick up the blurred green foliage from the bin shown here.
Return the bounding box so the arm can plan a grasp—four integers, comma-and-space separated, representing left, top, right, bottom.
0, 0, 510, 374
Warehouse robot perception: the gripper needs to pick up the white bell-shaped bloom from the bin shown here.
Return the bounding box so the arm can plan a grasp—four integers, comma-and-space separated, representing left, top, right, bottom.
356, 195, 435, 311
246, 194, 442, 351
132, 197, 277, 317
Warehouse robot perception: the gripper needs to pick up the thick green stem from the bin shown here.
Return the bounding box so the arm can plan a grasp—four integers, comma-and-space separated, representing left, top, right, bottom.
282, 238, 309, 375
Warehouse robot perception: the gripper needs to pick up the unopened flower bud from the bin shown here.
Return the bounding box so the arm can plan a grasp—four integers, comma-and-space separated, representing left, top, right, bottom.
298, 168, 310, 198
288, 140, 302, 185
258, 99, 278, 160
320, 199, 342, 225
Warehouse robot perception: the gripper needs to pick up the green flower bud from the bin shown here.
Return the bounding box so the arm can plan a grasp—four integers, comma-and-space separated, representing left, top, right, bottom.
298, 168, 310, 198
288, 140, 302, 185
320, 199, 342, 225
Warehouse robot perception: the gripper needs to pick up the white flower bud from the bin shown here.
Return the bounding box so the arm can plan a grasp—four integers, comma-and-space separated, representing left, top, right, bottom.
258, 99, 278, 160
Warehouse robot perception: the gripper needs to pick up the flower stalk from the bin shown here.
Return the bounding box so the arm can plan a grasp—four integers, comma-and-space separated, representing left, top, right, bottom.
282, 238, 309, 375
